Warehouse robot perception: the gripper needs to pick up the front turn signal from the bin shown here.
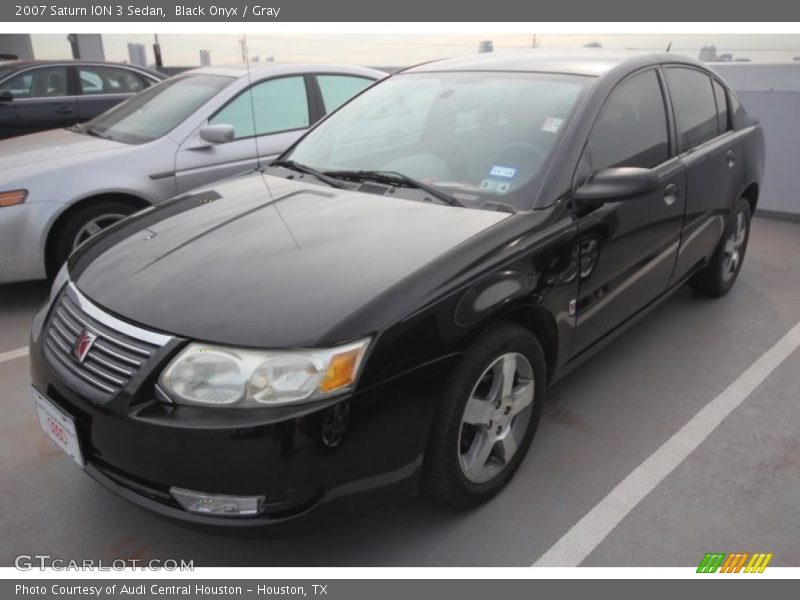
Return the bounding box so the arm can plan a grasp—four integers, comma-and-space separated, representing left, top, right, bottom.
0, 189, 28, 207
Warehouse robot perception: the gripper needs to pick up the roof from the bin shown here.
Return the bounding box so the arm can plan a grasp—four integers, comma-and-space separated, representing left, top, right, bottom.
0, 59, 164, 78
183, 63, 386, 80
404, 49, 700, 77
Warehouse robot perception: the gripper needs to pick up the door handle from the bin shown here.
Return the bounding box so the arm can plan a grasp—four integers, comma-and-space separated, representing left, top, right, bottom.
663, 182, 680, 206
55, 106, 74, 114
726, 149, 736, 167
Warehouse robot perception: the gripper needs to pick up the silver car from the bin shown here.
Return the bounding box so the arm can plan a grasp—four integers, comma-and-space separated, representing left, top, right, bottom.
0, 63, 382, 283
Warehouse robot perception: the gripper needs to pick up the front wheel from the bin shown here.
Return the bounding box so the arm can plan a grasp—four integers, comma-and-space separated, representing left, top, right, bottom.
688, 198, 752, 297
50, 201, 137, 276
422, 323, 547, 507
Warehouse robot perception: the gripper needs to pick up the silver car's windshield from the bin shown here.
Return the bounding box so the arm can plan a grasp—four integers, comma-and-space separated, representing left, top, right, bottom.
287, 71, 589, 209
82, 74, 232, 144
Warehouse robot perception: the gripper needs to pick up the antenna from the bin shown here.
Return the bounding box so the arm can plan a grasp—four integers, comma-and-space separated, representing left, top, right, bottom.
241, 34, 263, 169
666, 41, 672, 53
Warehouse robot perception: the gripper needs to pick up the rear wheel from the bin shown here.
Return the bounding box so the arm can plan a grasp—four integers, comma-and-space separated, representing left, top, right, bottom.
50, 200, 137, 275
688, 198, 751, 297
423, 323, 546, 507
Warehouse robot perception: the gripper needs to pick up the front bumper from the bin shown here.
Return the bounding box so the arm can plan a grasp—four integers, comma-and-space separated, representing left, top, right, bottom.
29, 298, 457, 526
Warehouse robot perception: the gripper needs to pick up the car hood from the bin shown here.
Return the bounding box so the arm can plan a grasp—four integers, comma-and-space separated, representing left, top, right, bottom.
0, 128, 124, 174
72, 173, 510, 347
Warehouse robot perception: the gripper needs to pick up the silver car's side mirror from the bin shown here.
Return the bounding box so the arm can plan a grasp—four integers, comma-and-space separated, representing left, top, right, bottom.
198, 124, 235, 145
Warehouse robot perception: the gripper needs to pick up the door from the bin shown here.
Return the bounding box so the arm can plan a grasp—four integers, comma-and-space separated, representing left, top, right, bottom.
665, 67, 745, 282
75, 65, 150, 122
572, 68, 687, 355
0, 66, 76, 138
174, 75, 312, 194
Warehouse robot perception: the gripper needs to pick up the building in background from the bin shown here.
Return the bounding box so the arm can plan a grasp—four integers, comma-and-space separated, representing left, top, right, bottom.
67, 34, 105, 60
127, 43, 147, 66
199, 49, 211, 66
699, 44, 750, 63
0, 34, 34, 60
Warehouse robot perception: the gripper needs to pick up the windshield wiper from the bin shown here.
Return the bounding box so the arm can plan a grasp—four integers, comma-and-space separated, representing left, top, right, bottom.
323, 169, 465, 207
269, 159, 347, 189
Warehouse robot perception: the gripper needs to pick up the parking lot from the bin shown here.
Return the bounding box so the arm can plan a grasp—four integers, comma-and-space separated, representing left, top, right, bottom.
1, 215, 798, 567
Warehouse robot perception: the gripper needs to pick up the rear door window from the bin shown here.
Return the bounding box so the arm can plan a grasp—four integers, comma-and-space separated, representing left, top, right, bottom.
666, 67, 719, 151
712, 79, 730, 134
586, 69, 670, 171
317, 75, 373, 113
78, 66, 146, 95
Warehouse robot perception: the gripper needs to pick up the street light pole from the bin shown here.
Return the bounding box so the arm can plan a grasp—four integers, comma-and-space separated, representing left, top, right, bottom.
153, 33, 163, 70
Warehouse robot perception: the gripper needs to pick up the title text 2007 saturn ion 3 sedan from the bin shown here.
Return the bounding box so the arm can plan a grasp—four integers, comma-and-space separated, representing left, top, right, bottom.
30, 51, 764, 525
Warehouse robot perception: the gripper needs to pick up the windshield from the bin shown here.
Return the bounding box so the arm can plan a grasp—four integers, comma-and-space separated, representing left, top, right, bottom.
82, 74, 232, 144
286, 71, 589, 209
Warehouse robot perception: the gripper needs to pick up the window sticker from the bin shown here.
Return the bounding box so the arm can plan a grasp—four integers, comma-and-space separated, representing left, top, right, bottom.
541, 116, 565, 133
480, 179, 511, 195
489, 165, 517, 179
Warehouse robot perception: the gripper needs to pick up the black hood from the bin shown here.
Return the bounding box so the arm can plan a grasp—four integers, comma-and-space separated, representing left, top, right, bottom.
71, 173, 509, 347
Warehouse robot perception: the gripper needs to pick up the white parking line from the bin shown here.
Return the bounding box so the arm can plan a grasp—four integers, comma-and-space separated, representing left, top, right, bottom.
533, 320, 800, 567
0, 346, 28, 363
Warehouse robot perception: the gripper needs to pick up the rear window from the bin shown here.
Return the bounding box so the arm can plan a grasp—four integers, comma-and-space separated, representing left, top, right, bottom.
666, 67, 719, 151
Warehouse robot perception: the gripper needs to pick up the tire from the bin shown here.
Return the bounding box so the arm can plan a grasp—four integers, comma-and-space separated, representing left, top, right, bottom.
688, 198, 752, 297
422, 322, 547, 507
50, 201, 136, 276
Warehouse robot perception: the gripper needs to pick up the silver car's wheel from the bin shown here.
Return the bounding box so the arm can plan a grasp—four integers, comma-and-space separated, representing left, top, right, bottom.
50, 200, 139, 279
72, 213, 127, 250
458, 352, 535, 484
721, 211, 746, 283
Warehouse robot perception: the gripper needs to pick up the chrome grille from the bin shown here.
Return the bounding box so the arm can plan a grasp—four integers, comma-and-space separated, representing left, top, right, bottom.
43, 283, 172, 402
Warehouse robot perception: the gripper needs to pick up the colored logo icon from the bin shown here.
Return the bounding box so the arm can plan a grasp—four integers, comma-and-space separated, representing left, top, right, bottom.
697, 552, 773, 573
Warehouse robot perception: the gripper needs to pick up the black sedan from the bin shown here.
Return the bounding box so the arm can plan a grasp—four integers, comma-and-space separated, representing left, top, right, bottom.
0, 60, 164, 139
29, 50, 764, 525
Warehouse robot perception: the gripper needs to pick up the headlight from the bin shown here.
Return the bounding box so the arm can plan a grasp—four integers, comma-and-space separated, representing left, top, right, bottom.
158, 338, 370, 408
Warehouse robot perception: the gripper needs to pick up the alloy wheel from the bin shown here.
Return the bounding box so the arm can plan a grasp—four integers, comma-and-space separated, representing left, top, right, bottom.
458, 352, 535, 484
721, 212, 747, 282
72, 213, 127, 250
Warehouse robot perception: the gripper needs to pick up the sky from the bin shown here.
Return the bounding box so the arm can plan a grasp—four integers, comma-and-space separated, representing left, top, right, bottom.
29, 33, 800, 67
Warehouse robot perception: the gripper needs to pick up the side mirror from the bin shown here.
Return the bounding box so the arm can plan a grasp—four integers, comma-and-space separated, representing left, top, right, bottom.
198, 123, 234, 145
574, 167, 661, 204
0, 91, 13, 103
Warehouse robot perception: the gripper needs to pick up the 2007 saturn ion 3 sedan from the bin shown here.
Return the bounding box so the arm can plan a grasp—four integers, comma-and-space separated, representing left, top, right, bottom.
30, 51, 764, 526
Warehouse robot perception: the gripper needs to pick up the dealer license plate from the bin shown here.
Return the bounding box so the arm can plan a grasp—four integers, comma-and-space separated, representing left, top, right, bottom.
33, 387, 84, 467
